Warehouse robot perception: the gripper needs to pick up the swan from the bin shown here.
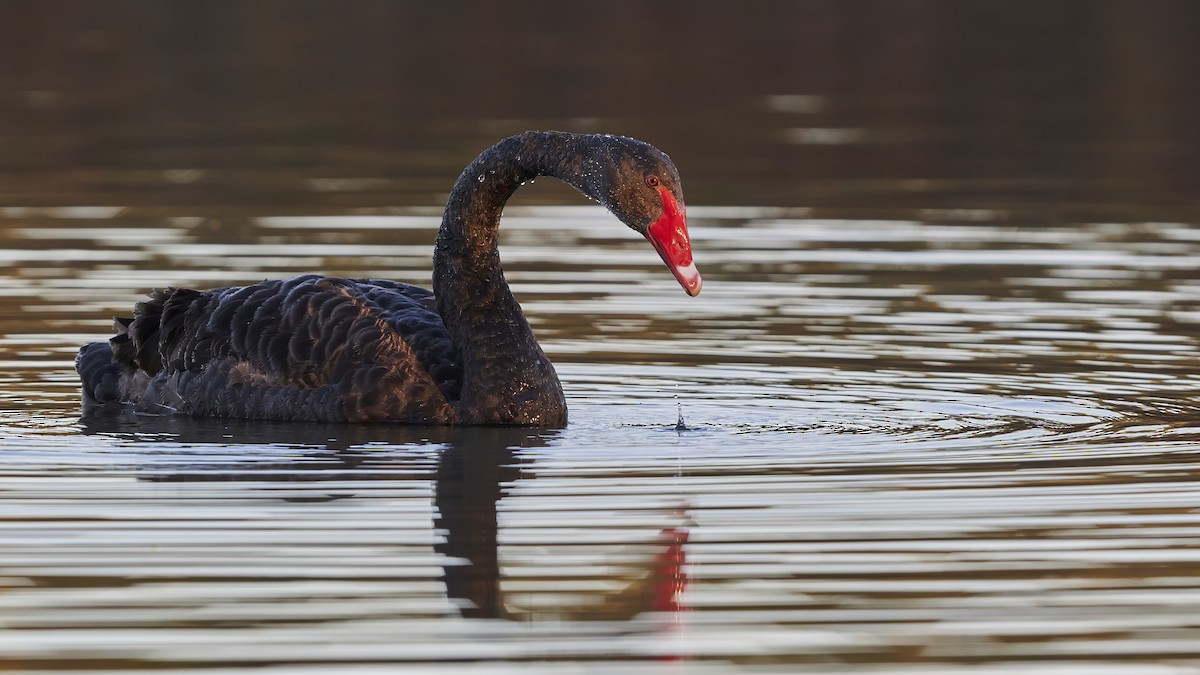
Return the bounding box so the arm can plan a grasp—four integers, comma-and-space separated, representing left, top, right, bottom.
75, 131, 701, 425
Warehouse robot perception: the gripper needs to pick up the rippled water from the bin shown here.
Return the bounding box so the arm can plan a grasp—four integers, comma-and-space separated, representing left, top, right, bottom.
5, 2, 1200, 673
5, 206, 1200, 673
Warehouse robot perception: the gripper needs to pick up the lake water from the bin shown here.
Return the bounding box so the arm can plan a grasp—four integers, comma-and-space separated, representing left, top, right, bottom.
3, 3, 1200, 673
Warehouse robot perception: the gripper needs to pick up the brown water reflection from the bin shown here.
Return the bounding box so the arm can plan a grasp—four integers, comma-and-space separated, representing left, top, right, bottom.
4, 1, 1200, 216
4, 1, 1200, 672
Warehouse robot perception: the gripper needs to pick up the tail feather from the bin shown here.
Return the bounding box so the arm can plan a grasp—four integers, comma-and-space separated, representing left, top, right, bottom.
159, 287, 207, 371
75, 342, 124, 407
110, 317, 136, 367
111, 287, 212, 376
129, 289, 170, 374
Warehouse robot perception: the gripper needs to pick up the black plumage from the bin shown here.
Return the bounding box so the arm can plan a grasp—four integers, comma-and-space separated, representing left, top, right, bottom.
75, 131, 697, 425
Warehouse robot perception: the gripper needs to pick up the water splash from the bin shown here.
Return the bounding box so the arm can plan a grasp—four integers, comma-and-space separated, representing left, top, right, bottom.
675, 385, 688, 432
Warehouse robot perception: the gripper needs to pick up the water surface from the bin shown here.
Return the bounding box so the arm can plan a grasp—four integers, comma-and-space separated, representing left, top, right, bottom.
4, 207, 1200, 672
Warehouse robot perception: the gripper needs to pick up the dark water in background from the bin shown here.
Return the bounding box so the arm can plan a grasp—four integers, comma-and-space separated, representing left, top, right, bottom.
3, 2, 1200, 672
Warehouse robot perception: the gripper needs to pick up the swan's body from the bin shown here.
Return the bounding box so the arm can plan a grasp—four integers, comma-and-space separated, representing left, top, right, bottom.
76, 131, 700, 425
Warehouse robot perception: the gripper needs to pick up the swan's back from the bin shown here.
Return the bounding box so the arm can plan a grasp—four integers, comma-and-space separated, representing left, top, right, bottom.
77, 275, 463, 423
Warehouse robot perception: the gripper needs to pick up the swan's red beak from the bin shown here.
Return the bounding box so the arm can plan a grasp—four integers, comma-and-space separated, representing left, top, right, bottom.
646, 187, 702, 296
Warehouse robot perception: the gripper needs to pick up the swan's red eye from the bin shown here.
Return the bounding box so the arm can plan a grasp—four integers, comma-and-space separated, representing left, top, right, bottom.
645, 175, 660, 188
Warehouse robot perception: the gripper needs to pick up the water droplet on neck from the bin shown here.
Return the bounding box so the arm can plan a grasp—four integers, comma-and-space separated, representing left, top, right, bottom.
477, 174, 485, 183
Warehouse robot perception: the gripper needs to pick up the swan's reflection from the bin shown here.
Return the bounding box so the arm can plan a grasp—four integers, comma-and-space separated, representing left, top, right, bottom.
433, 426, 532, 619
78, 414, 688, 621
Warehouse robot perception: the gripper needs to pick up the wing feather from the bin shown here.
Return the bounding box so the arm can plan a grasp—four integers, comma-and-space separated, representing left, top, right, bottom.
98, 276, 461, 423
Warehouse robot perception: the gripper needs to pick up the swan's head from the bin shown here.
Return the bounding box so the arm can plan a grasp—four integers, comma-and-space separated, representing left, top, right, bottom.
583, 135, 702, 297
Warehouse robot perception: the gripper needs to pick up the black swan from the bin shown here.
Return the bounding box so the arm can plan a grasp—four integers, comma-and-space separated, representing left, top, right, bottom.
75, 131, 701, 425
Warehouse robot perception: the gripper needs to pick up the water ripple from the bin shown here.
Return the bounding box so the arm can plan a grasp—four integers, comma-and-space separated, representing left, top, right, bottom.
4, 205, 1200, 672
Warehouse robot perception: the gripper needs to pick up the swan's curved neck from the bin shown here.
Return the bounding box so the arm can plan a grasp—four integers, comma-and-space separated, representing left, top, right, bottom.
433, 132, 587, 424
